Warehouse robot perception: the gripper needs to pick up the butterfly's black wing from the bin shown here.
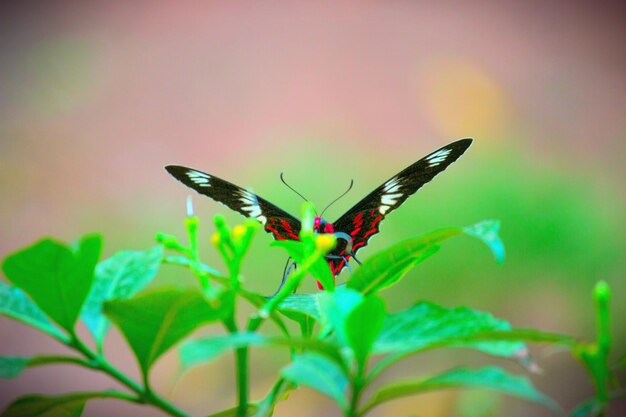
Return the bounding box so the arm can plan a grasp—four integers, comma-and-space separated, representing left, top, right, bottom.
165, 165, 301, 240
329, 138, 473, 275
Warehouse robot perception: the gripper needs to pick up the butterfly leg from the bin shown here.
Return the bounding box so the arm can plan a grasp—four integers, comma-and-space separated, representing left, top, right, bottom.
269, 257, 298, 297
325, 254, 355, 273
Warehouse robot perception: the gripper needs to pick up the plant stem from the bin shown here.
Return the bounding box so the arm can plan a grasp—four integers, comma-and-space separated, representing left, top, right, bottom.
68, 334, 192, 417
224, 316, 250, 417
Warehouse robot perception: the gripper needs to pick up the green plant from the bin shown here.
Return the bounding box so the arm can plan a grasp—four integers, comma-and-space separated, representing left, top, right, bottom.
0, 202, 623, 417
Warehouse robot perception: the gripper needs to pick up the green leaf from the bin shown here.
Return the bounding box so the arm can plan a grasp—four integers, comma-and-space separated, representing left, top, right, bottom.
279, 293, 322, 321
181, 333, 342, 370
345, 295, 386, 368
347, 220, 506, 295
319, 287, 363, 346
254, 379, 293, 417
281, 353, 349, 410
104, 287, 232, 377
347, 228, 458, 294
463, 220, 505, 264
279, 310, 316, 337
374, 302, 526, 358
363, 367, 560, 415
0, 356, 29, 379
0, 282, 65, 339
2, 235, 102, 332
180, 332, 267, 370
163, 255, 223, 276
270, 240, 334, 290
0, 392, 100, 417
81, 246, 163, 348
568, 398, 604, 417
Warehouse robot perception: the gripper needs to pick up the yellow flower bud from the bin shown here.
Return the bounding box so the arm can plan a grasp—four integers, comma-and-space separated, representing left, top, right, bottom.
315, 234, 336, 252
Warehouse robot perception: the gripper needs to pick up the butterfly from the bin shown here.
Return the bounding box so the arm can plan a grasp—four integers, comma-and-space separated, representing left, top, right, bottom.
165, 138, 472, 280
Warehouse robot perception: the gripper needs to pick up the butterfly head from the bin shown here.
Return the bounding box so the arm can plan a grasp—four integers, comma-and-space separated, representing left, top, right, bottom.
314, 216, 334, 234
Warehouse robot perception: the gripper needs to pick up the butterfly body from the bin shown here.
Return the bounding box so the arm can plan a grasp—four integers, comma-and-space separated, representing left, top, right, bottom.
166, 138, 473, 278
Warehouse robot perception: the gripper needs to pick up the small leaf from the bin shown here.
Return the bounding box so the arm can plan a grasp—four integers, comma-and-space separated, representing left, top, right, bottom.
0, 392, 101, 417
279, 293, 322, 321
271, 241, 334, 289
2, 235, 102, 332
345, 295, 386, 369
347, 229, 458, 294
364, 367, 560, 414
0, 356, 29, 379
81, 246, 163, 348
254, 379, 293, 417
281, 353, 349, 410
374, 302, 526, 359
104, 287, 232, 377
0, 282, 64, 339
180, 333, 267, 370
463, 220, 505, 264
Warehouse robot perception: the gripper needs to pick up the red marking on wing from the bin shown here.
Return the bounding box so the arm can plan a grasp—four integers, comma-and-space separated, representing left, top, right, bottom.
350, 212, 364, 237
363, 213, 383, 239
280, 219, 300, 240
265, 217, 300, 241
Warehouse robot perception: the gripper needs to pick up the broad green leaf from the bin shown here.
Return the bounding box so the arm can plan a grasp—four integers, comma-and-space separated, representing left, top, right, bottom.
81, 246, 163, 348
463, 220, 505, 264
180, 332, 267, 370
205, 404, 258, 417
374, 302, 526, 358
0, 392, 105, 417
363, 367, 560, 414
345, 295, 386, 368
104, 287, 232, 376
319, 287, 363, 346
281, 353, 349, 410
0, 282, 64, 339
348, 220, 505, 295
0, 357, 29, 379
2, 235, 102, 332
270, 240, 334, 290
279, 293, 322, 320
181, 333, 342, 370
347, 229, 458, 294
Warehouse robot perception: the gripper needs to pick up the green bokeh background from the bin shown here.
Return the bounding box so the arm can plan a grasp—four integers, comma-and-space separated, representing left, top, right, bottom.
1, 2, 624, 416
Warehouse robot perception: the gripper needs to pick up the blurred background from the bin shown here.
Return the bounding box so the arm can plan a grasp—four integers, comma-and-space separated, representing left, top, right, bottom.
1, 1, 625, 416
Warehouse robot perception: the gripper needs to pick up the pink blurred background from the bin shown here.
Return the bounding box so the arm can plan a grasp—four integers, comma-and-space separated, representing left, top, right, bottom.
1, 2, 625, 416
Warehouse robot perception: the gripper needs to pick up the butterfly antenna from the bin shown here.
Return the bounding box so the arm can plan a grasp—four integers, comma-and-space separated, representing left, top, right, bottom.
280, 172, 311, 203
320, 179, 354, 217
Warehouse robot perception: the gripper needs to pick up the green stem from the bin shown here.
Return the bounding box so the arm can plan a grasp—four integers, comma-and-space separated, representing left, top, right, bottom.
347, 383, 362, 417
68, 334, 192, 417
223, 316, 250, 417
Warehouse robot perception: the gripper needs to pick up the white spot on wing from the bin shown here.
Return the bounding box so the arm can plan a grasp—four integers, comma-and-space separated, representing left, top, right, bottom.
425, 148, 452, 167
383, 178, 401, 193
186, 170, 211, 187
239, 190, 263, 219
381, 193, 402, 206
379, 205, 390, 214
